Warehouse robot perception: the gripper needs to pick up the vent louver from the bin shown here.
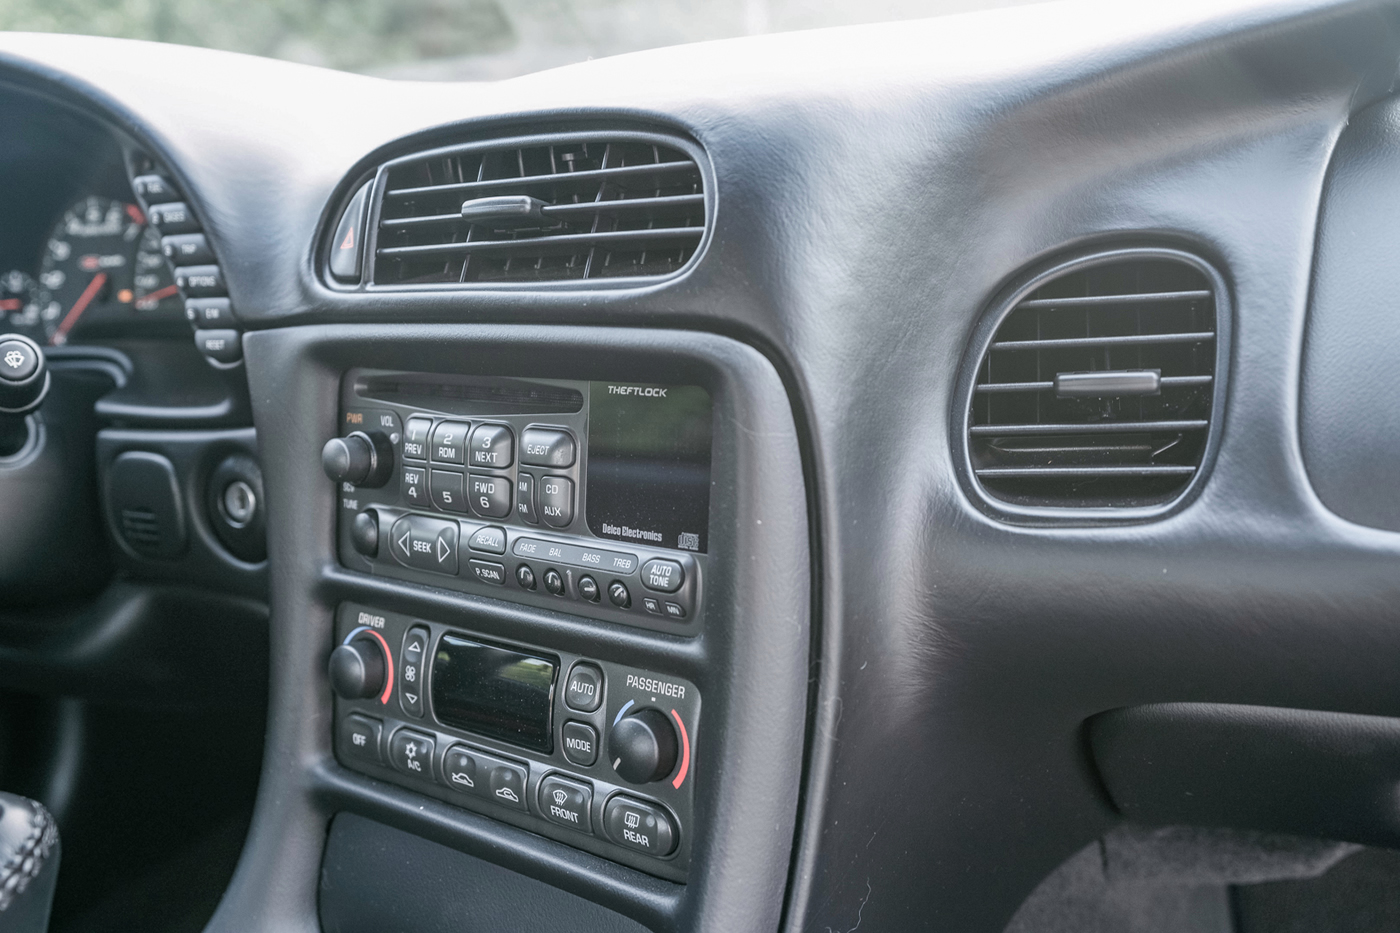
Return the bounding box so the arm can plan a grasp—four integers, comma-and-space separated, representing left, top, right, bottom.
966, 251, 1222, 512
372, 133, 706, 286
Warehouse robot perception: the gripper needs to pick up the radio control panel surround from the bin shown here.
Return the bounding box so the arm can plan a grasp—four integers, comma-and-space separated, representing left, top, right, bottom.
331, 602, 700, 882
333, 371, 711, 634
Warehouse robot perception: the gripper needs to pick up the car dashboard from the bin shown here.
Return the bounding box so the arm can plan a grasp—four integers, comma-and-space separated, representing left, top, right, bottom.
3, 2, 1400, 932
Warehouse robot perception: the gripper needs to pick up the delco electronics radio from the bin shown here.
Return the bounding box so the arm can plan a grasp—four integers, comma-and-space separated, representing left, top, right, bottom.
328, 603, 700, 881
323, 371, 712, 633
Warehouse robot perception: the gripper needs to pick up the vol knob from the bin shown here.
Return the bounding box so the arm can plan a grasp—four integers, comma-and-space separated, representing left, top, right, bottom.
0, 334, 48, 416
321, 431, 392, 487
328, 634, 387, 699
608, 708, 679, 784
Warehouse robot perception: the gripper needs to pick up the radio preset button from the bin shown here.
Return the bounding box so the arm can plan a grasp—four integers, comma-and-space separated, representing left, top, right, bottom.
543, 568, 565, 596
565, 663, 604, 713
562, 721, 599, 767
339, 714, 382, 764
389, 729, 435, 780
520, 428, 576, 467
468, 525, 506, 554
578, 575, 600, 602
430, 470, 465, 512
389, 514, 459, 575
431, 421, 469, 464
402, 417, 431, 461
516, 473, 537, 523
468, 474, 512, 518
401, 466, 427, 507
468, 559, 506, 586
539, 476, 574, 528
608, 581, 632, 609
604, 796, 676, 857
641, 559, 684, 593
539, 775, 593, 834
469, 424, 514, 469
399, 626, 429, 718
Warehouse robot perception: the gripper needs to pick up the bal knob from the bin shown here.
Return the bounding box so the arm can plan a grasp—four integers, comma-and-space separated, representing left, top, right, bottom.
0, 334, 48, 416
321, 431, 392, 487
608, 708, 679, 784
328, 634, 387, 700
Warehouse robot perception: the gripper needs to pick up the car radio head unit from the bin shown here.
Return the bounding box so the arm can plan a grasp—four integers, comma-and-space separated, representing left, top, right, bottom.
327, 370, 713, 633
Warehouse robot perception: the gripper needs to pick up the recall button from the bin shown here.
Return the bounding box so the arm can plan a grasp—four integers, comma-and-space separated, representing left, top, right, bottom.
604, 795, 676, 857
389, 514, 459, 575
641, 559, 684, 593
539, 774, 593, 834
468, 525, 506, 554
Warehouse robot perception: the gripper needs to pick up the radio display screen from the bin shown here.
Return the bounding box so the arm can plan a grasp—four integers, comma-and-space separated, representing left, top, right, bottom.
586, 382, 713, 553
431, 635, 557, 752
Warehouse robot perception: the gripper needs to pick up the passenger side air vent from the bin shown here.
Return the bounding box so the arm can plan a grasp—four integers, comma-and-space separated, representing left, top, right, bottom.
965, 250, 1224, 513
371, 133, 707, 286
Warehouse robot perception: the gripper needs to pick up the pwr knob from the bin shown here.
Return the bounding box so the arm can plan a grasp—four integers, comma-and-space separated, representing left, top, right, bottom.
329, 633, 388, 700
321, 431, 392, 487
608, 708, 678, 784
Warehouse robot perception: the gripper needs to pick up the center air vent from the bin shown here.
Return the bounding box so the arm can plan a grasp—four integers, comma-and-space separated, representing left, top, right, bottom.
965, 249, 1224, 514
370, 133, 707, 286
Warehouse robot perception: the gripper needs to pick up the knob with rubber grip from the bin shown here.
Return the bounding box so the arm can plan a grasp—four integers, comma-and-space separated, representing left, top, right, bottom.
608, 707, 679, 784
328, 634, 388, 700
321, 431, 393, 488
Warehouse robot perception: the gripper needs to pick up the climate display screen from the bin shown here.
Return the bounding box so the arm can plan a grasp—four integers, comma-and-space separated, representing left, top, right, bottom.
586, 382, 713, 553
431, 635, 557, 752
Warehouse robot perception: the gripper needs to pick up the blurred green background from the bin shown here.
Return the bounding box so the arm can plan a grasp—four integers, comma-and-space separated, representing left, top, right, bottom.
0, 0, 1041, 79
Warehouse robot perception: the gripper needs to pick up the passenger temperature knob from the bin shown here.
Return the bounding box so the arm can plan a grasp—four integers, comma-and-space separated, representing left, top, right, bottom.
329, 634, 387, 700
321, 431, 392, 487
608, 708, 679, 784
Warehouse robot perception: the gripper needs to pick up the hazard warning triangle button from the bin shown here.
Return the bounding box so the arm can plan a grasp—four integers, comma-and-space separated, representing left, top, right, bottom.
329, 180, 371, 283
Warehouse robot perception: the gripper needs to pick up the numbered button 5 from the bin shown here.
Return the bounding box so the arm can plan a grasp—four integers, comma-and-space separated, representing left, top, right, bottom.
431, 470, 466, 513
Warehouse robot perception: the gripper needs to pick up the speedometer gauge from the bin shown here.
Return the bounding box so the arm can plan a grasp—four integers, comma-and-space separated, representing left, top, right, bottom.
36, 195, 181, 345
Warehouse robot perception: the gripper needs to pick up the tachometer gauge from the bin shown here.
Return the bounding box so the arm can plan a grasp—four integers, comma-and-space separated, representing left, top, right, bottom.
0, 270, 48, 341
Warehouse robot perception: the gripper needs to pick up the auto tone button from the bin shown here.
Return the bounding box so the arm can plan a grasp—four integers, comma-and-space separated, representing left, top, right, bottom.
641, 559, 684, 593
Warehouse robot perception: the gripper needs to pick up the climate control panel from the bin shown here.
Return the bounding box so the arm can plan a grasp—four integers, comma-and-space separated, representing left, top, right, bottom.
329, 602, 700, 881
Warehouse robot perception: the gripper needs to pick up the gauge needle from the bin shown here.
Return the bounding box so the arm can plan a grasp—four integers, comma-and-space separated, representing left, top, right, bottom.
134, 283, 180, 310
52, 271, 106, 345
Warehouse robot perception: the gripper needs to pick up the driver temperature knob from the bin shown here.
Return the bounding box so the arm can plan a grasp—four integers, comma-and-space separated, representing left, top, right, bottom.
0, 334, 48, 416
328, 634, 387, 700
608, 708, 679, 784
321, 431, 393, 488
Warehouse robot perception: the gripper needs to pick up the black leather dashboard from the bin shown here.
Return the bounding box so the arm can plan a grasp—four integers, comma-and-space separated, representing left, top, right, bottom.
3, 1, 1400, 930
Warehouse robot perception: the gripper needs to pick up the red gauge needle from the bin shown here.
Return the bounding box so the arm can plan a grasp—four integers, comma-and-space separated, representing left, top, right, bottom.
51, 271, 107, 345
135, 283, 180, 310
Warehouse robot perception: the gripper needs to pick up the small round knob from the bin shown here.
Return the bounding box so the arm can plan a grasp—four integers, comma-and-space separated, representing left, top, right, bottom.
321, 431, 392, 487
328, 634, 387, 700
608, 707, 679, 784
350, 509, 379, 557
0, 334, 48, 416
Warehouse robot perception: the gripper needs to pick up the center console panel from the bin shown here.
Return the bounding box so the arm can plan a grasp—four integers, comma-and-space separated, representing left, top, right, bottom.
233, 324, 810, 933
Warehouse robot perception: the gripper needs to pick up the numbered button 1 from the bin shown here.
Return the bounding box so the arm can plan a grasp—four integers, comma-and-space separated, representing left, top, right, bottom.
469, 474, 512, 518
389, 729, 435, 781
402, 417, 431, 461
400, 626, 429, 718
